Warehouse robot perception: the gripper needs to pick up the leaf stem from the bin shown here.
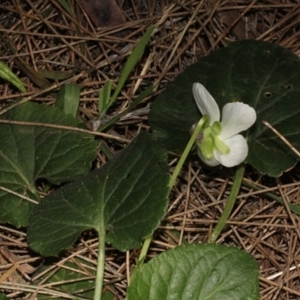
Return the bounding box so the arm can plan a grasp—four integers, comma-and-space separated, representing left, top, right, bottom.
209, 164, 245, 243
94, 229, 106, 300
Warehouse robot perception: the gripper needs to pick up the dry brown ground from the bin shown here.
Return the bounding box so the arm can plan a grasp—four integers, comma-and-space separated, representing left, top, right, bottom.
1, 1, 300, 299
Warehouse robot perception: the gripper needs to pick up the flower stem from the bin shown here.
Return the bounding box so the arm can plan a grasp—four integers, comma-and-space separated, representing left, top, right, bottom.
136, 117, 207, 268
168, 117, 207, 188
209, 164, 245, 243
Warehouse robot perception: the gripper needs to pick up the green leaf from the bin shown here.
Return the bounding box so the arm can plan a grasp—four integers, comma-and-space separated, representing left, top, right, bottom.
56, 84, 81, 117
127, 244, 259, 300
27, 132, 170, 256
57, 0, 73, 15
98, 80, 112, 118
0, 102, 97, 226
0, 60, 26, 92
102, 291, 115, 300
149, 40, 300, 176
97, 26, 154, 120
109, 26, 155, 106
0, 34, 50, 89
38, 68, 77, 80
0, 293, 9, 300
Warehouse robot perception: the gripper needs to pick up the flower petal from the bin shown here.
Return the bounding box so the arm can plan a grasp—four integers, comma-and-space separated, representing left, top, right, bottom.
192, 83, 220, 124
197, 148, 220, 167
220, 102, 256, 140
214, 134, 248, 167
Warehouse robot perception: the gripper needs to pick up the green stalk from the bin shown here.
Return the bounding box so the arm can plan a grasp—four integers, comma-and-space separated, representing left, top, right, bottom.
209, 164, 245, 243
135, 117, 207, 265
137, 235, 152, 266
168, 117, 207, 188
94, 228, 106, 300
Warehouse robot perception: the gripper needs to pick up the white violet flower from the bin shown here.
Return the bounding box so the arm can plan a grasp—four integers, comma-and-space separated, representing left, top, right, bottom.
192, 82, 256, 167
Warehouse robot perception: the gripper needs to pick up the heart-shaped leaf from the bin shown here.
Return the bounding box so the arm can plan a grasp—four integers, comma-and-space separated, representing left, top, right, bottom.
27, 132, 170, 256
149, 40, 300, 176
0, 102, 97, 226
127, 244, 259, 300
